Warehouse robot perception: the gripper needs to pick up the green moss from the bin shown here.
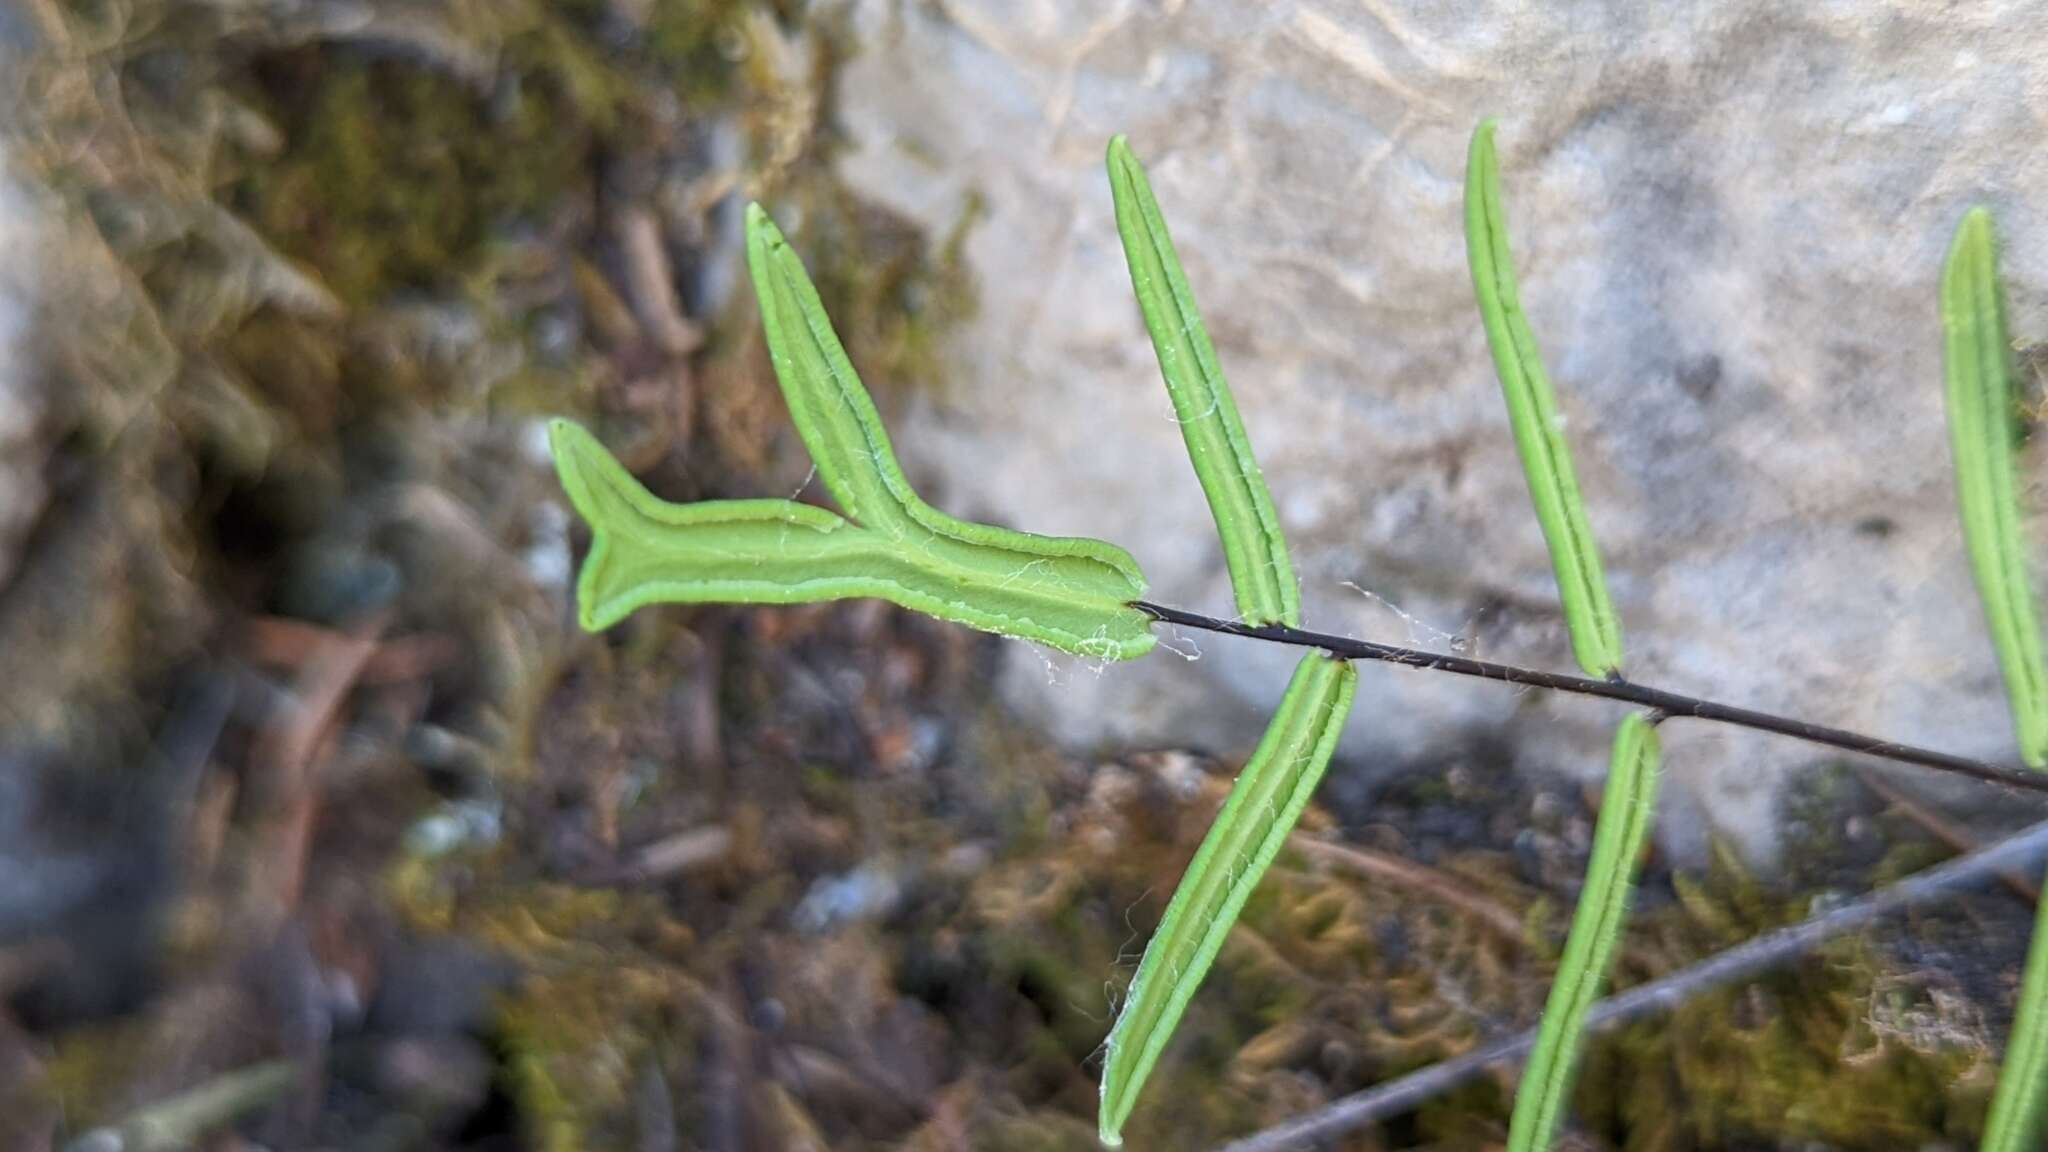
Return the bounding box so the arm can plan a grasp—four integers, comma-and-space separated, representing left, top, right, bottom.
233, 55, 588, 306
1577, 836, 1990, 1150
643, 0, 773, 104
36, 1017, 153, 1132
460, 883, 702, 1152
498, 970, 678, 1152
228, 1, 798, 311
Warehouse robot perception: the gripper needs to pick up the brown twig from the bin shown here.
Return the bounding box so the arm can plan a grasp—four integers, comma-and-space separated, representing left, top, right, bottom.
1853, 766, 2038, 902
241, 616, 458, 685
243, 613, 388, 926
617, 207, 704, 357
1287, 835, 1530, 946
591, 826, 736, 887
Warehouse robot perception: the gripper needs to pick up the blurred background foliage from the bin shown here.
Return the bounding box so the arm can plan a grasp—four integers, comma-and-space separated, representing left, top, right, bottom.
0, 1, 2038, 1149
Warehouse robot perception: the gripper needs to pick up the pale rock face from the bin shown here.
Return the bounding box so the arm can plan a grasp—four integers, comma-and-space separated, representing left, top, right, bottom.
833, 0, 2048, 862
0, 144, 44, 594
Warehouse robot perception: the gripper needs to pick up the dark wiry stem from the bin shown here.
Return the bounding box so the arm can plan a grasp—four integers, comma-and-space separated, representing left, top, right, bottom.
1134, 600, 2048, 797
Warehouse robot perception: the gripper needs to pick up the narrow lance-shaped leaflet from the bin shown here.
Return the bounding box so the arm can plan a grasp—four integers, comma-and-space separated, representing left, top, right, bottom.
1983, 893, 2048, 1152
1946, 207, 2048, 1152
1108, 136, 1301, 627
744, 205, 1154, 659
1939, 207, 2048, 770
1465, 120, 1624, 678
1469, 120, 1658, 1152
1506, 714, 1661, 1152
1098, 652, 1357, 1146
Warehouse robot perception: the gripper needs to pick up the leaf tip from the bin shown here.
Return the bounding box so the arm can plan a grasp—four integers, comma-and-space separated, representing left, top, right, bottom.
1465, 120, 1502, 240
1470, 117, 1499, 162
1106, 134, 1146, 202
1097, 1044, 1133, 1145
540, 419, 622, 635
544, 416, 582, 462
1951, 206, 1999, 278
545, 418, 596, 510
744, 201, 788, 267
1098, 1071, 1129, 1145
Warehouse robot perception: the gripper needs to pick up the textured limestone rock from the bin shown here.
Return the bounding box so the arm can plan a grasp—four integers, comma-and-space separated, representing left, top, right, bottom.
833, 0, 2048, 860
0, 147, 44, 595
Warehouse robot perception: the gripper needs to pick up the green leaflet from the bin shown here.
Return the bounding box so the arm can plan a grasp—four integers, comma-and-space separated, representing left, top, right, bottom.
550, 421, 1154, 659
545, 206, 1160, 660
1108, 137, 1302, 628
1940, 208, 2048, 770
1469, 128, 1654, 1151
1953, 207, 2048, 1152
741, 205, 1154, 659
1098, 652, 1357, 1145
746, 202, 919, 535
1506, 713, 1661, 1152
1983, 890, 2048, 1151
1097, 146, 1335, 1142
1465, 121, 1625, 678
